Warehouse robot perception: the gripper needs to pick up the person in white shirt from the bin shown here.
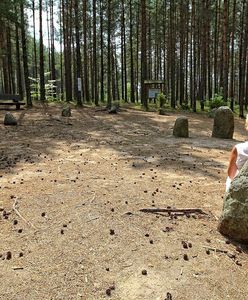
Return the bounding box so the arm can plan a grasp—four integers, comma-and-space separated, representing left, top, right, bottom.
226, 116, 248, 192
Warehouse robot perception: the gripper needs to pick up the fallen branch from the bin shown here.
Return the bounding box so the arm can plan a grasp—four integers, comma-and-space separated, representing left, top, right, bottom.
12, 199, 36, 229
140, 207, 208, 215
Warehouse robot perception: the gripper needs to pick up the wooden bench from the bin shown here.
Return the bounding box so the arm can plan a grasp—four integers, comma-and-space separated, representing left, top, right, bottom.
0, 94, 25, 110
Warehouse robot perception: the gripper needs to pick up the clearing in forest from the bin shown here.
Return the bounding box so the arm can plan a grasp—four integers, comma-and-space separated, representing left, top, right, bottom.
0, 104, 248, 300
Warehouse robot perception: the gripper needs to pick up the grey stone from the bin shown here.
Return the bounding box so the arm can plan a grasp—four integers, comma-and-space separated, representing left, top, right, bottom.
62, 107, 71, 117
212, 106, 234, 139
4, 112, 17, 126
108, 105, 118, 114
173, 116, 189, 138
218, 160, 248, 243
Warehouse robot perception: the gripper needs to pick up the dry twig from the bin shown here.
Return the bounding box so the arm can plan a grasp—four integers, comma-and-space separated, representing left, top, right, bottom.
140, 207, 208, 215
12, 199, 36, 229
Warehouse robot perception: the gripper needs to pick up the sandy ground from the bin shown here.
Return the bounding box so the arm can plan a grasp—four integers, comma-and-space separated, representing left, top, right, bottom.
0, 103, 248, 300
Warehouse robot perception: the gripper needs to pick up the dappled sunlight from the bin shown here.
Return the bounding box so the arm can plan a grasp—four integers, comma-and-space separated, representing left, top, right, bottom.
1, 105, 248, 300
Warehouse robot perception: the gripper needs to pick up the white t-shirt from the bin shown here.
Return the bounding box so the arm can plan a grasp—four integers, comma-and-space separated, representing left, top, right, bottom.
235, 141, 248, 170
226, 141, 248, 191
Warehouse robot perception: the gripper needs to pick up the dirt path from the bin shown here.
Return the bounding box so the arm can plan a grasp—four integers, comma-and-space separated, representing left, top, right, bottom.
0, 104, 248, 300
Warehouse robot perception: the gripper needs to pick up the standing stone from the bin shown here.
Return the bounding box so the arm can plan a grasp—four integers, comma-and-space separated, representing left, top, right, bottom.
62, 106, 71, 117
4, 112, 17, 125
212, 106, 234, 139
173, 116, 189, 138
218, 160, 248, 243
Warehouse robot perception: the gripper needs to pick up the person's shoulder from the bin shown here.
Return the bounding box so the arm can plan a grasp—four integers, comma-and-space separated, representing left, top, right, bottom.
236, 141, 248, 153
235, 141, 248, 147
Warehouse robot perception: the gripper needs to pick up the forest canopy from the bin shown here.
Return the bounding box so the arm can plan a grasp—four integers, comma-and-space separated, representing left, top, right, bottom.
0, 0, 247, 116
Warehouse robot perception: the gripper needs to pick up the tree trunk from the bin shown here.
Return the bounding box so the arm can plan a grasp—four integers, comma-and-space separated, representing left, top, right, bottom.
141, 0, 148, 109
107, 0, 112, 108
39, 0, 46, 102
223, 0, 229, 102
83, 0, 90, 102
129, 0, 135, 103
93, 0, 98, 105
74, 0, 82, 106
20, 2, 32, 106
230, 0, 236, 111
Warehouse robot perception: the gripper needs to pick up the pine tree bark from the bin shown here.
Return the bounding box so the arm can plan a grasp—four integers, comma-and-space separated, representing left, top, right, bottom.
32, 0, 38, 79
100, 0, 104, 102
15, 16, 23, 99
50, 0, 56, 83
129, 0, 135, 103
20, 2, 32, 106
169, 0, 176, 108
93, 0, 99, 105
141, 0, 148, 109
223, 0, 229, 102
230, 0, 236, 111
83, 0, 90, 102
74, 0, 82, 106
39, 0, 46, 102
238, 0, 246, 117
107, 0, 112, 108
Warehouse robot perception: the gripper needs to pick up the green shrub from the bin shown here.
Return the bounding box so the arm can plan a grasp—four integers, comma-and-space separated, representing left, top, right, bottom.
209, 94, 226, 109
29, 73, 58, 102
180, 103, 190, 110
157, 93, 167, 108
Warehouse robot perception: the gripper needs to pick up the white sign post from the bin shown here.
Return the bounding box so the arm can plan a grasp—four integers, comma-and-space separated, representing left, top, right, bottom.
78, 78, 82, 92
148, 88, 160, 99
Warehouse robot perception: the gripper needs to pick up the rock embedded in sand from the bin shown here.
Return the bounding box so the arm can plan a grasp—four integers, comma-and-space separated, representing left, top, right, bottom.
218, 160, 248, 243
212, 106, 234, 139
4, 112, 17, 126
62, 106, 71, 117
173, 116, 189, 138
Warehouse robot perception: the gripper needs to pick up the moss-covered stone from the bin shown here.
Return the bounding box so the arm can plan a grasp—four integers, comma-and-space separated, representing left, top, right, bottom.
173, 116, 189, 138
218, 160, 248, 243
4, 112, 17, 125
212, 106, 234, 139
62, 106, 71, 117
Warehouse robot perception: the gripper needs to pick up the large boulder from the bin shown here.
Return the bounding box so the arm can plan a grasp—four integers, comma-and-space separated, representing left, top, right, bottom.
4, 112, 17, 126
212, 106, 234, 139
62, 106, 71, 117
173, 116, 189, 138
218, 160, 248, 243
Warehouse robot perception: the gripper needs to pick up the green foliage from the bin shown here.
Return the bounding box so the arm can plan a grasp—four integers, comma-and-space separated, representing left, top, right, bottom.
0, 0, 18, 22
180, 103, 190, 110
29, 73, 58, 102
209, 94, 226, 110
157, 92, 167, 108
45, 81, 57, 102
